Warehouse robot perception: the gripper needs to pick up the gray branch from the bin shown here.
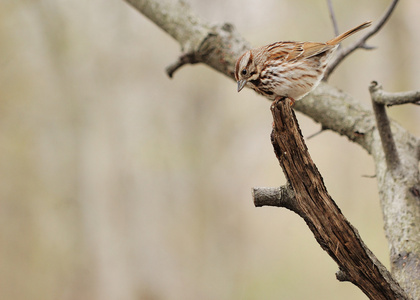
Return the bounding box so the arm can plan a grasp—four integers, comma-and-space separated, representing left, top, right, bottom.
252, 185, 296, 211
370, 83, 420, 106
124, 0, 211, 53
370, 81, 401, 173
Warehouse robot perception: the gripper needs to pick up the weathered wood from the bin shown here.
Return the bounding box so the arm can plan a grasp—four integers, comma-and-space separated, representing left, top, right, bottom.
269, 98, 409, 300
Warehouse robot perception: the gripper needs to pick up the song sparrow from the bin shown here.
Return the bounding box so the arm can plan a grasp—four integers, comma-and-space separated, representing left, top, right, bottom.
235, 21, 371, 104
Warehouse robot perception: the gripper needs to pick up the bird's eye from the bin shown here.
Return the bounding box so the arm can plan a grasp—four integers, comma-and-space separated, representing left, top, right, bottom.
241, 69, 247, 76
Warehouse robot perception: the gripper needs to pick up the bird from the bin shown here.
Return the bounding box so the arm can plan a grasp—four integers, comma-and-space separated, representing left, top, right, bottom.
235, 21, 371, 104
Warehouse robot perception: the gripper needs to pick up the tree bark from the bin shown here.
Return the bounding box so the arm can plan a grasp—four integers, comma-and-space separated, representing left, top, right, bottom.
268, 98, 409, 299
369, 82, 420, 298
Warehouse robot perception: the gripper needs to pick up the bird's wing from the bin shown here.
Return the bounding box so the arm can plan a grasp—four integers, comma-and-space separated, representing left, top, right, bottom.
294, 42, 334, 60
263, 41, 334, 62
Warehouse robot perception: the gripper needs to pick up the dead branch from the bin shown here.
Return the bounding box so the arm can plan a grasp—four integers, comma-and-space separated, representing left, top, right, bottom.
266, 97, 409, 299
253, 185, 295, 209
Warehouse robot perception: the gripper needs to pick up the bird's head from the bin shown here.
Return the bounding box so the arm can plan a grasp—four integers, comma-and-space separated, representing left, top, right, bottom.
235, 50, 259, 92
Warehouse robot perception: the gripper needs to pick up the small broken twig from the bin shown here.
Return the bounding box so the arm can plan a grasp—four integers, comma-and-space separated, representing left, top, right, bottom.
166, 52, 200, 78
252, 185, 295, 210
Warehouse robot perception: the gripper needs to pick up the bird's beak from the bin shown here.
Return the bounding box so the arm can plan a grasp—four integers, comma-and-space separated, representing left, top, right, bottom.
237, 79, 247, 92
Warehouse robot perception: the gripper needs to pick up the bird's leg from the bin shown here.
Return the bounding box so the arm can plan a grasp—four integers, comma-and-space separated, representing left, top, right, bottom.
274, 96, 295, 106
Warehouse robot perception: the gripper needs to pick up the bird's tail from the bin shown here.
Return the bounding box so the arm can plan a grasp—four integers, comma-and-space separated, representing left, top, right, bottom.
327, 21, 372, 45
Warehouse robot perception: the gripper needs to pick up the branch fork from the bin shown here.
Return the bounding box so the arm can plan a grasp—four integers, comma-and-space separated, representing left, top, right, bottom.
166, 22, 250, 78
324, 0, 400, 80
253, 97, 409, 300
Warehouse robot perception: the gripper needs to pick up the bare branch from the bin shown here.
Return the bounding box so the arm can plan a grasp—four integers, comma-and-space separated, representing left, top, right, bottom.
269, 98, 409, 299
370, 87, 420, 106
327, 0, 339, 37
369, 81, 401, 173
166, 52, 199, 78
252, 185, 296, 210
324, 0, 399, 80
123, 0, 211, 53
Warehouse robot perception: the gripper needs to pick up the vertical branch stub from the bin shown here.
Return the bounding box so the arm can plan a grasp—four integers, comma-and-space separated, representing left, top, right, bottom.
369, 81, 401, 174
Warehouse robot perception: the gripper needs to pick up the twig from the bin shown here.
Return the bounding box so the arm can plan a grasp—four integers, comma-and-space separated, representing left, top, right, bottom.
252, 185, 296, 211
362, 174, 377, 179
324, 0, 400, 80
306, 127, 326, 140
327, 0, 339, 37
369, 81, 401, 173
166, 52, 200, 78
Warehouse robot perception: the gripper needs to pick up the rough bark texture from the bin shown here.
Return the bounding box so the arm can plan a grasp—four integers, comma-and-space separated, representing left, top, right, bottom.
370, 82, 420, 298
123, 0, 420, 298
269, 98, 409, 300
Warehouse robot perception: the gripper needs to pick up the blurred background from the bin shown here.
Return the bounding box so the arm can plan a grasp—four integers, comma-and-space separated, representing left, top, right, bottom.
0, 0, 419, 299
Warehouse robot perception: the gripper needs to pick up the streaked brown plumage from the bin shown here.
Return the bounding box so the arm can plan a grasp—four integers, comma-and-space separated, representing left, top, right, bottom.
235, 21, 371, 103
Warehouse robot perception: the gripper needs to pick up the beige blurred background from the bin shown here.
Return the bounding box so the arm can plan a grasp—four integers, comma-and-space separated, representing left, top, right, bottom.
1, 0, 419, 299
